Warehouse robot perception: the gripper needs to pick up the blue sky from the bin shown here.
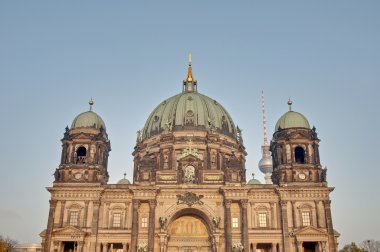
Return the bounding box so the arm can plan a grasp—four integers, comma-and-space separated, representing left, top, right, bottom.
0, 1, 379, 246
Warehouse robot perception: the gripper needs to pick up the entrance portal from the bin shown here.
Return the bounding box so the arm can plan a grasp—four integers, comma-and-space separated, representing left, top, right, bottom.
303, 242, 317, 252
167, 215, 211, 252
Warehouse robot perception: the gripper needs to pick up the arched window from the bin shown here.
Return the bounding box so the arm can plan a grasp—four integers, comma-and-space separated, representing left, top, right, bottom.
76, 146, 87, 164
295, 146, 305, 164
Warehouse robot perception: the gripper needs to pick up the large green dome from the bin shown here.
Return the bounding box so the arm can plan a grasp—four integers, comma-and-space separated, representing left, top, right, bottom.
142, 58, 237, 140
142, 92, 236, 139
275, 100, 310, 131
71, 100, 106, 130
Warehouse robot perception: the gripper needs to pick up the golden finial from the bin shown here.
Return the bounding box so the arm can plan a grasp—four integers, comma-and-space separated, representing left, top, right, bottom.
89, 97, 94, 111
287, 98, 293, 111
186, 53, 194, 82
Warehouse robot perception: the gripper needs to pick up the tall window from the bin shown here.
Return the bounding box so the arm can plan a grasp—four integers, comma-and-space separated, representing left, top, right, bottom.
113, 213, 121, 228
76, 146, 87, 164
258, 213, 267, 227
295, 146, 305, 164
69, 211, 79, 226
301, 212, 311, 226
232, 217, 239, 228
141, 217, 148, 228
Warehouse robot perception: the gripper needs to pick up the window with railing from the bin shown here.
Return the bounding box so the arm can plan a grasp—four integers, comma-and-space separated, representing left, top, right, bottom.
113, 213, 121, 228
258, 213, 267, 227
69, 211, 79, 226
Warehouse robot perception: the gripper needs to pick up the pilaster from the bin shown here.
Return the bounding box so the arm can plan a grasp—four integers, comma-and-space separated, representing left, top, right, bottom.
44, 199, 57, 252
224, 199, 232, 252
131, 199, 140, 252
240, 199, 249, 251
148, 199, 157, 252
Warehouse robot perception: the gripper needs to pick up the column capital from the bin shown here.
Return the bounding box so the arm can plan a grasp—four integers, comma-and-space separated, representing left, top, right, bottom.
240, 199, 248, 209
149, 199, 157, 208
225, 199, 232, 208
133, 199, 141, 207
323, 199, 331, 206
50, 199, 58, 207
280, 200, 287, 207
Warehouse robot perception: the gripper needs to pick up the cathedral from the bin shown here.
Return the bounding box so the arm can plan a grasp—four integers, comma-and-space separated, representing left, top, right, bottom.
40, 57, 339, 252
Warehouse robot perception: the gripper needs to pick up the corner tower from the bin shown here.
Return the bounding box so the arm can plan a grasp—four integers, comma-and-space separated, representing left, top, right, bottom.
54, 99, 111, 184
270, 99, 324, 185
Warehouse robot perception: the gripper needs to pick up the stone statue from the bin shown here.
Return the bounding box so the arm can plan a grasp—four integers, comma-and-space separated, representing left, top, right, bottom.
159, 216, 167, 229
236, 126, 243, 142
322, 166, 327, 182
136, 130, 142, 143
184, 165, 195, 183
164, 119, 173, 132
137, 241, 147, 252
212, 216, 221, 229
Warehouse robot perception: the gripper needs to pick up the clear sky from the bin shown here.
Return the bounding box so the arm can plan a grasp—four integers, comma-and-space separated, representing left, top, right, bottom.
0, 0, 379, 247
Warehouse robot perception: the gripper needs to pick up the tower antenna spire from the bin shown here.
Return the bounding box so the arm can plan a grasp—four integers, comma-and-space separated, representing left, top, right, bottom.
262, 91, 268, 145
89, 97, 94, 111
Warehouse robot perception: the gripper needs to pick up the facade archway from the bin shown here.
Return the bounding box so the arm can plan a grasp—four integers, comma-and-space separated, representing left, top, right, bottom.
166, 208, 213, 252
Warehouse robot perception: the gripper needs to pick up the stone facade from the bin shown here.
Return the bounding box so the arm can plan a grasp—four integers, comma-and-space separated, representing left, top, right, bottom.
41, 61, 339, 252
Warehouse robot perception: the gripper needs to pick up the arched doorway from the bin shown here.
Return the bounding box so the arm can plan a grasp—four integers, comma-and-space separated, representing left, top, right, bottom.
167, 214, 211, 252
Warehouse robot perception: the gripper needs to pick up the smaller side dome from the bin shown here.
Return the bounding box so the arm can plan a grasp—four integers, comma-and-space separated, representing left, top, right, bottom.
71, 99, 106, 130
247, 173, 261, 185
275, 99, 310, 131
117, 173, 131, 184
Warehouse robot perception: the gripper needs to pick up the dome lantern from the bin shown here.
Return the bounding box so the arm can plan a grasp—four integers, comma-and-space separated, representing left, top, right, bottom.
71, 99, 106, 130
275, 99, 310, 131
183, 53, 197, 93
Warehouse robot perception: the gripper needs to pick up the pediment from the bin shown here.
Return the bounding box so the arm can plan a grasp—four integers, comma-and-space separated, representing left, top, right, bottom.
179, 153, 201, 162
295, 226, 327, 237
289, 131, 310, 139
53, 226, 86, 236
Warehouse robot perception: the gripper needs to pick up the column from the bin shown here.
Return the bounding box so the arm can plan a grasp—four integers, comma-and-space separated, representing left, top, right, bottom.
123, 243, 127, 252
44, 199, 58, 252
131, 199, 140, 252
297, 241, 303, 252
240, 200, 249, 251
314, 200, 320, 228
92, 201, 100, 233
324, 200, 337, 252
110, 243, 114, 252
224, 200, 232, 252
124, 202, 129, 229
279, 200, 290, 252
148, 199, 156, 252
77, 241, 83, 252
60, 200, 66, 227
278, 242, 283, 252
252, 243, 257, 252
291, 201, 297, 228
83, 201, 89, 228
270, 202, 276, 228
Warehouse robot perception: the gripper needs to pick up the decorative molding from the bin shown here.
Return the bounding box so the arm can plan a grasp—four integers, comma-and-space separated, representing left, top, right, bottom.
176, 192, 204, 207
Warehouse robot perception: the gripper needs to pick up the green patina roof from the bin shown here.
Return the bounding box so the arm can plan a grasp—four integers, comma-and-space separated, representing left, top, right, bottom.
71, 110, 106, 130
247, 173, 261, 185
117, 178, 131, 184
275, 111, 310, 131
142, 91, 236, 139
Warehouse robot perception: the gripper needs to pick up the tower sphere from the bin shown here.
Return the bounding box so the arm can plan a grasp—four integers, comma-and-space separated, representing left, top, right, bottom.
71, 99, 106, 130
274, 102, 310, 131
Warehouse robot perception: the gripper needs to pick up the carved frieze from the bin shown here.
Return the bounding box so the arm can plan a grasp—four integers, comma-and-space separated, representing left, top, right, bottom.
176, 192, 204, 207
